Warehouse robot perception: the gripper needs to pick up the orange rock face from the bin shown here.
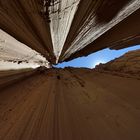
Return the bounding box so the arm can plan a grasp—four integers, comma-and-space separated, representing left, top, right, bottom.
0, 63, 140, 139
95, 49, 140, 77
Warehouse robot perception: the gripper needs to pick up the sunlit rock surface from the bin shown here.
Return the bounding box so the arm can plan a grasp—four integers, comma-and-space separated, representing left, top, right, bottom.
95, 49, 140, 77
0, 50, 140, 140
0, 29, 50, 69
0, 0, 140, 63
0, 1, 140, 140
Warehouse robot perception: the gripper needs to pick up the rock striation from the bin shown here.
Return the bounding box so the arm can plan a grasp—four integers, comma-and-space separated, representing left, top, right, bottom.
0, 0, 140, 63
0, 50, 140, 139
0, 67, 140, 140
0, 69, 37, 89
95, 49, 140, 77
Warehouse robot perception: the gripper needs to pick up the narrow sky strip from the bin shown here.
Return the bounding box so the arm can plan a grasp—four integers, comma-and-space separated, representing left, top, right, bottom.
56, 45, 140, 68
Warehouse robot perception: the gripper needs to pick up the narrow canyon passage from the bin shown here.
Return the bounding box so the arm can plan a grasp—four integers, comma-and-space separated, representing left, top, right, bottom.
1, 1, 140, 140
0, 68, 140, 140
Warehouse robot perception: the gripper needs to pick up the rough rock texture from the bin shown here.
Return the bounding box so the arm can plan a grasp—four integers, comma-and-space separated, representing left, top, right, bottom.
0, 1, 140, 139
0, 69, 37, 89
0, 0, 140, 63
0, 68, 140, 140
95, 49, 140, 77
0, 50, 140, 139
0, 29, 50, 68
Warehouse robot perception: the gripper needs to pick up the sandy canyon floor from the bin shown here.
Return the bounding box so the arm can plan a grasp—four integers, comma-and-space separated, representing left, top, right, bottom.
0, 68, 140, 140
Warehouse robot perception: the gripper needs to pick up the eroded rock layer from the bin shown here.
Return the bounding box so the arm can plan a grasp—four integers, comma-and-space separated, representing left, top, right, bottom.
0, 69, 37, 89
95, 49, 140, 77
0, 67, 140, 140
0, 0, 140, 63
0, 29, 50, 68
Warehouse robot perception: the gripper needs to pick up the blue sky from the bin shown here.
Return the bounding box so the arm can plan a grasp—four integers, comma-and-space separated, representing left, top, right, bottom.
55, 45, 140, 68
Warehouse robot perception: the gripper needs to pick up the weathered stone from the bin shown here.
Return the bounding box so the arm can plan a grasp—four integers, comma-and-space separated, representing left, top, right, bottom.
95, 49, 140, 76
0, 0, 140, 63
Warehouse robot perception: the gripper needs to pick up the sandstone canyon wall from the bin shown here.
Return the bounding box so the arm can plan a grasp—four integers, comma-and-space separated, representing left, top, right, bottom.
0, 50, 139, 140
95, 49, 140, 78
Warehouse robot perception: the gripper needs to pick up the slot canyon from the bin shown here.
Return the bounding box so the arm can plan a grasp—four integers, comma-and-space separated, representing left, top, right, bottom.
0, 0, 140, 140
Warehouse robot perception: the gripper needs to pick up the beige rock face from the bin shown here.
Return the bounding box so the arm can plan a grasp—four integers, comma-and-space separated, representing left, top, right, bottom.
0, 0, 140, 63
95, 49, 140, 76
0, 50, 140, 140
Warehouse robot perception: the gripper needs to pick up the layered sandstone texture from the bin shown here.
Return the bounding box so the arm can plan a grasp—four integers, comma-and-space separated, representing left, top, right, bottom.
0, 67, 140, 140
0, 69, 37, 89
95, 49, 140, 77
0, 0, 140, 140
0, 0, 140, 64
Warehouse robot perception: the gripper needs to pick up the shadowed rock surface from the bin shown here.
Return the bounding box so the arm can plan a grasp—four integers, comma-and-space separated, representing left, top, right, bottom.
0, 0, 140, 63
0, 1, 140, 139
0, 51, 140, 140
0, 69, 37, 89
